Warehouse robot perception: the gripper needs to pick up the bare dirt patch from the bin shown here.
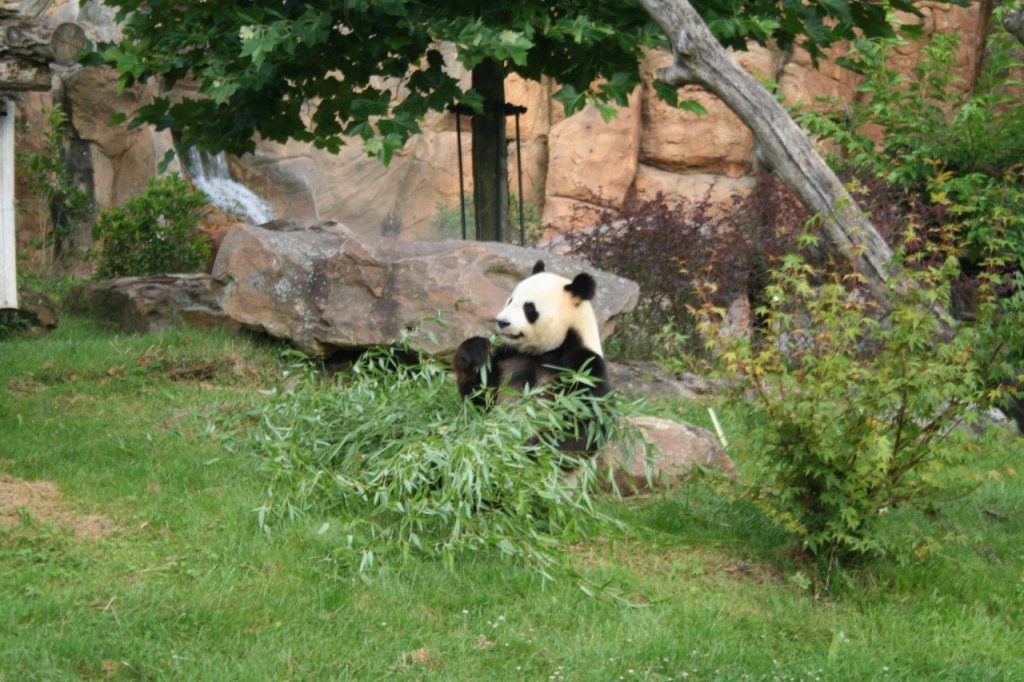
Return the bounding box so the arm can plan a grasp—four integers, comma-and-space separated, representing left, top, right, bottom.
0, 474, 116, 539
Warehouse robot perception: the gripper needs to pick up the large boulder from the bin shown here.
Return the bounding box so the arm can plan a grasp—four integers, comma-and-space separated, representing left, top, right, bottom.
66, 274, 236, 334
213, 222, 639, 356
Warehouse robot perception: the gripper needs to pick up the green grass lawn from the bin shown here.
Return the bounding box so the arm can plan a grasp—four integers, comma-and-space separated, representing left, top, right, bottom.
2, 319, 1022, 680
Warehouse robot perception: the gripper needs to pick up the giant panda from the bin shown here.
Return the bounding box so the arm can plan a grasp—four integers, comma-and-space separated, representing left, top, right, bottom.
453, 260, 610, 453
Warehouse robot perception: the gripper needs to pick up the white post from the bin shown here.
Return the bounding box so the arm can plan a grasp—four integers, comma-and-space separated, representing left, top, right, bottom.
0, 98, 16, 310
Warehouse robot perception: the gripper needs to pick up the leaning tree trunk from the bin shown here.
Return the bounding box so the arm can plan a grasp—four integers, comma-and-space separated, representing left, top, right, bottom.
639, 0, 894, 296
470, 58, 510, 242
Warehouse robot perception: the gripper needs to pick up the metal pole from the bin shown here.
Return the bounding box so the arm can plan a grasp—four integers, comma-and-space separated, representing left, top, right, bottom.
515, 111, 525, 246
0, 99, 17, 310
455, 110, 468, 240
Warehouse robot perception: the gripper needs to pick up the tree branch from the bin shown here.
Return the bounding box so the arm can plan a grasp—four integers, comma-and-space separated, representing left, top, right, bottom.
639, 0, 895, 297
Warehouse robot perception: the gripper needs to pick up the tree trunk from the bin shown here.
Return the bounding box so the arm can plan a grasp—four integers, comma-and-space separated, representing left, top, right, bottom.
470, 58, 509, 242
1, 19, 85, 64
639, 0, 894, 295
1, 18, 85, 91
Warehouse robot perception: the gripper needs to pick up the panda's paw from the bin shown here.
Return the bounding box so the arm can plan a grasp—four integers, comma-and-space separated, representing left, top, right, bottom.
454, 336, 492, 372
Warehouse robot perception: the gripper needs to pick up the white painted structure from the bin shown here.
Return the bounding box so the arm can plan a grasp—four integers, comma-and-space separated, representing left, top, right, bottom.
0, 98, 16, 310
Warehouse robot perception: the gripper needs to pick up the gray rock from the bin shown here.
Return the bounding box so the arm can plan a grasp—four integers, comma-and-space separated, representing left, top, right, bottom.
607, 360, 725, 400
977, 406, 1021, 437
66, 274, 237, 334
582, 416, 736, 496
213, 222, 639, 356
16, 289, 59, 330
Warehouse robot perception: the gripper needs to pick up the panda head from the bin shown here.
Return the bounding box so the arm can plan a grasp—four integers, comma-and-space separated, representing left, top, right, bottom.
494, 260, 603, 356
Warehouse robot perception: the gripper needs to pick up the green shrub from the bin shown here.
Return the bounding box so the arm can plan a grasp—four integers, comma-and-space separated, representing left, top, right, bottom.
0, 310, 32, 340
564, 182, 810, 364
701, 237, 1024, 568
17, 105, 93, 266
796, 20, 1024, 273
91, 173, 210, 278
223, 338, 638, 590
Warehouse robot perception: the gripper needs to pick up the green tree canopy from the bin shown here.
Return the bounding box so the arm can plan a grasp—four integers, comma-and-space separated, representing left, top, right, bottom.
95, 0, 919, 164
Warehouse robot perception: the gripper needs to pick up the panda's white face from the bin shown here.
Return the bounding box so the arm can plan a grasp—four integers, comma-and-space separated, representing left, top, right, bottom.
494, 270, 603, 356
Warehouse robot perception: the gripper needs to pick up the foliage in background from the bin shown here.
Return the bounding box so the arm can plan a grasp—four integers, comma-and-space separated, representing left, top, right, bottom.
16, 105, 93, 267
699, 233, 1024, 570
429, 192, 543, 245
93, 0, 919, 163
0, 310, 32, 340
90, 173, 210, 278
564, 182, 811, 362
224, 339, 638, 591
797, 19, 1024, 278
13, 270, 80, 308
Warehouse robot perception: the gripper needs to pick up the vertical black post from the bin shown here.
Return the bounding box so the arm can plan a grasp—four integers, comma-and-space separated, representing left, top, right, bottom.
515, 111, 525, 246
470, 59, 509, 242
455, 110, 468, 240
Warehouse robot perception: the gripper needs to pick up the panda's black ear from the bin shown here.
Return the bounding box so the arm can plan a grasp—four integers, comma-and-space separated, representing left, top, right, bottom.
532, 260, 546, 275
565, 273, 596, 301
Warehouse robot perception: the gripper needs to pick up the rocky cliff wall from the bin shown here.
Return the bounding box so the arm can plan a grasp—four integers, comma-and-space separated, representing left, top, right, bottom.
12, 0, 988, 267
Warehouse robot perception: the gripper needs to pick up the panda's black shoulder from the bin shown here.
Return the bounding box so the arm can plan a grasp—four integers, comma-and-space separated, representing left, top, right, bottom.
493, 331, 608, 394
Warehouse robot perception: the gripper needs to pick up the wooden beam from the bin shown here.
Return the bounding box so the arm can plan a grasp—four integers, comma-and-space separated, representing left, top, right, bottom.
0, 21, 85, 63
0, 56, 50, 90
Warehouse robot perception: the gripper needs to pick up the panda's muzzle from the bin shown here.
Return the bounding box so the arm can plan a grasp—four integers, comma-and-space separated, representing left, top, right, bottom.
495, 319, 524, 340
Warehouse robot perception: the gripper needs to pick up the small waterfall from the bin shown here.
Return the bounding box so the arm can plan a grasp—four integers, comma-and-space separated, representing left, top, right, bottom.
183, 148, 276, 225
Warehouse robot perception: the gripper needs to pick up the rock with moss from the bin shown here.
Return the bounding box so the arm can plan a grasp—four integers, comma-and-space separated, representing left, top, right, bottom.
66, 274, 235, 334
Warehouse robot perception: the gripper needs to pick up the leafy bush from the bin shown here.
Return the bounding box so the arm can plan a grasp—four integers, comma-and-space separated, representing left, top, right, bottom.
797, 21, 1024, 275
0, 310, 32, 340
701, 237, 1024, 567
224, 340, 638, 589
564, 183, 810, 361
17, 105, 93, 266
91, 173, 210, 278
561, 174, 958, 364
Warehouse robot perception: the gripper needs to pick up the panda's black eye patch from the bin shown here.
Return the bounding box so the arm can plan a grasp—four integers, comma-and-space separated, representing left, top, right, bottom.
524, 302, 539, 324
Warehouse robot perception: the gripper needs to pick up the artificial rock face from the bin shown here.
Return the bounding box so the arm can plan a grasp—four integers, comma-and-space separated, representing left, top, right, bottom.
14, 2, 990, 258
212, 222, 638, 357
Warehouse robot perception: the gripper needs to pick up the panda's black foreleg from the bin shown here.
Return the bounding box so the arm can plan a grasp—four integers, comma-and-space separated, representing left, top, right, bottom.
454, 336, 493, 402
454, 339, 526, 406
